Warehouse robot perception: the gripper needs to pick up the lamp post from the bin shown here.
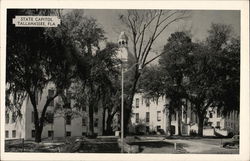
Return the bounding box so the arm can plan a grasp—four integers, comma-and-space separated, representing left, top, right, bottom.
121, 63, 124, 153
118, 31, 142, 153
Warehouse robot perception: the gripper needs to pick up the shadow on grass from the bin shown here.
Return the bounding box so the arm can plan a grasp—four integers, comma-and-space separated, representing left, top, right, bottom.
79, 142, 121, 153
128, 141, 174, 153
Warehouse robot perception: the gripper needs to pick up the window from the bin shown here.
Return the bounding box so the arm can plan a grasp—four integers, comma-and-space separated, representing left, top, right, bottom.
32, 130, 35, 138
12, 113, 16, 123
135, 113, 139, 123
31, 111, 34, 123
157, 111, 161, 121
48, 89, 54, 106
82, 132, 86, 136
136, 98, 139, 108
5, 131, 9, 138
66, 115, 71, 125
145, 98, 150, 107
94, 108, 98, 113
48, 130, 54, 137
94, 118, 98, 127
209, 112, 213, 118
146, 126, 149, 133
146, 112, 150, 122
5, 111, 9, 124
216, 121, 220, 127
66, 131, 71, 137
46, 112, 54, 124
82, 117, 86, 126
12, 130, 16, 138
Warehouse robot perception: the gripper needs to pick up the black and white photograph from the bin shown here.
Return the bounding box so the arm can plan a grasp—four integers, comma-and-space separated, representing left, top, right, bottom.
0, 0, 249, 161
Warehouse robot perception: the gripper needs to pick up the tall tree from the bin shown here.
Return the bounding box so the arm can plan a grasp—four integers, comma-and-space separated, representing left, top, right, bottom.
6, 9, 88, 142
159, 31, 193, 136
185, 24, 240, 136
206, 24, 240, 114
119, 10, 189, 133
72, 42, 120, 136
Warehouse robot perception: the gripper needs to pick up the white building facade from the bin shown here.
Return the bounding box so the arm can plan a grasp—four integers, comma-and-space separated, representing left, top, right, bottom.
5, 83, 103, 140
130, 93, 239, 136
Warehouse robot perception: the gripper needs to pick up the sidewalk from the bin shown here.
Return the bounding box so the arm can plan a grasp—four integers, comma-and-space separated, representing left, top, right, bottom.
164, 138, 239, 154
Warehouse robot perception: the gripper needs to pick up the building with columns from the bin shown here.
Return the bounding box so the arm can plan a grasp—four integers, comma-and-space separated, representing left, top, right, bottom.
130, 93, 239, 136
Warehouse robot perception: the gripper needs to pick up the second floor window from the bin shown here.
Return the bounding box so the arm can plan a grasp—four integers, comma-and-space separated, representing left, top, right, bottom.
146, 112, 150, 122
145, 98, 150, 107
157, 111, 161, 121
31, 111, 34, 123
5, 131, 9, 138
46, 112, 54, 124
136, 98, 139, 108
209, 112, 213, 118
5, 111, 9, 124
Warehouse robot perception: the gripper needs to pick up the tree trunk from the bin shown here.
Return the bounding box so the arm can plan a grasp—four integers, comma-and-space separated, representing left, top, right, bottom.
35, 127, 42, 142
64, 117, 67, 138
165, 105, 172, 137
102, 108, 106, 135
198, 114, 204, 136
88, 104, 94, 136
177, 109, 182, 136
28, 90, 57, 143
29, 93, 43, 143
105, 114, 114, 135
124, 71, 140, 135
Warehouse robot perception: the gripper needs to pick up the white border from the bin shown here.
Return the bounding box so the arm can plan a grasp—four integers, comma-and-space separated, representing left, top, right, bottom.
1, 1, 249, 161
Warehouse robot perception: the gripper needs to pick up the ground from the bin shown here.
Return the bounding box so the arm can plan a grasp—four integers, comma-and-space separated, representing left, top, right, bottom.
5, 136, 239, 154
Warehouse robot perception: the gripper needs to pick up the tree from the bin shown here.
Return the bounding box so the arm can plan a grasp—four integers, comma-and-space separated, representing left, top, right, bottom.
185, 24, 240, 136
159, 31, 193, 136
206, 24, 240, 115
72, 42, 121, 136
6, 9, 89, 142
119, 10, 189, 133
185, 43, 216, 136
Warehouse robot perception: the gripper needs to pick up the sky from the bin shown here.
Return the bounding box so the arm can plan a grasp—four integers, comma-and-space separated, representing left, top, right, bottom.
83, 9, 240, 42
72, 9, 240, 63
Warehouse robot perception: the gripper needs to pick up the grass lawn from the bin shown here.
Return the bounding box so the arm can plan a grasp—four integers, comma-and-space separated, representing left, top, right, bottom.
129, 141, 184, 153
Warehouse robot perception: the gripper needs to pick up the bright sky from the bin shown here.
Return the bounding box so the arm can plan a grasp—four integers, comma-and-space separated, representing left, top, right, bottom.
81, 9, 240, 63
